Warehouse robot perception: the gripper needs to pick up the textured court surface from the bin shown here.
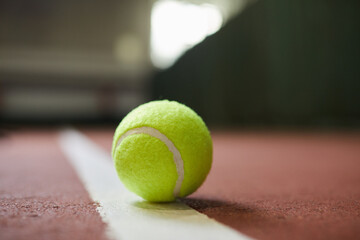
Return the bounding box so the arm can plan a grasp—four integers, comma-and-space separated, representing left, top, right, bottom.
1, 127, 360, 240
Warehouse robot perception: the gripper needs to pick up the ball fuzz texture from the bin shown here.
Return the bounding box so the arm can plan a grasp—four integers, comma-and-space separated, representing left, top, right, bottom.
112, 100, 212, 202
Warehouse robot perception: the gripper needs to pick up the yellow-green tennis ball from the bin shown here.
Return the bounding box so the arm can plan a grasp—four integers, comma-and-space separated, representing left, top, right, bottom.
112, 100, 212, 202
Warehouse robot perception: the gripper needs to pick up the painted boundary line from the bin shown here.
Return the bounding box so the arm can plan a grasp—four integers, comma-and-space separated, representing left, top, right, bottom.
59, 129, 253, 240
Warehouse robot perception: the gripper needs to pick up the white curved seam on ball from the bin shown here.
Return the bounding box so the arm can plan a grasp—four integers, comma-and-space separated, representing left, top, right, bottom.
115, 126, 184, 198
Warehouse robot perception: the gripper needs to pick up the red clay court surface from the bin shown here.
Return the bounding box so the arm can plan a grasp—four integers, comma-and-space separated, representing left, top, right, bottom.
1, 127, 360, 240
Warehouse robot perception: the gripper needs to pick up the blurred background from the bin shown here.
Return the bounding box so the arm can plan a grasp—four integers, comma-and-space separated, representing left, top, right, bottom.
0, 0, 359, 128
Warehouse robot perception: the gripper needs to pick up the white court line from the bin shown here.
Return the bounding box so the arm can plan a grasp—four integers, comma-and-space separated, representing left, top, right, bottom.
59, 129, 253, 240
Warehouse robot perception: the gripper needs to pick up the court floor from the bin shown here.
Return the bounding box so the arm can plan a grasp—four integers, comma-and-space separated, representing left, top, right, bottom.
1, 127, 360, 240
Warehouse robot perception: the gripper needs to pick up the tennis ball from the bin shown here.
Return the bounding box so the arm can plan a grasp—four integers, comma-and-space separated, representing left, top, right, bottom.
112, 100, 212, 202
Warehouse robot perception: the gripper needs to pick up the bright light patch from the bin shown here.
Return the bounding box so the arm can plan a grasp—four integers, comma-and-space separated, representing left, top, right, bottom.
151, 1, 223, 69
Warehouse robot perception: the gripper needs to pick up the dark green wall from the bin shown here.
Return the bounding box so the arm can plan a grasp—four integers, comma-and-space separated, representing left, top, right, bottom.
153, 0, 360, 127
